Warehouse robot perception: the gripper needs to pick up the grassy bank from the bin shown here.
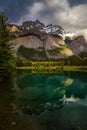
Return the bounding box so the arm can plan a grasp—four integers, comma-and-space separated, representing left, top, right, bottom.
16, 61, 87, 73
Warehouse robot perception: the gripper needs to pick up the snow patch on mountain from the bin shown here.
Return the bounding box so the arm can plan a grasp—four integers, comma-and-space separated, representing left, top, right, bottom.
65, 33, 77, 40
21, 20, 66, 39
10, 20, 81, 42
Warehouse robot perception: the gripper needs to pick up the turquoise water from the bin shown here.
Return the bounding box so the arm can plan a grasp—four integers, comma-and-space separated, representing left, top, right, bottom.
0, 71, 87, 130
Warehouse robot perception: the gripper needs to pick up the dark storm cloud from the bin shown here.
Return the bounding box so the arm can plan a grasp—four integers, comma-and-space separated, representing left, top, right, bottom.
0, 0, 42, 22
0, 0, 87, 32
68, 0, 87, 7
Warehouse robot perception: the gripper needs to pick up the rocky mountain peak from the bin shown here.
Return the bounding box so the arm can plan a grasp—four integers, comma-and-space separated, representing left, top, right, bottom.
10, 25, 20, 33
22, 20, 45, 30
42, 24, 65, 37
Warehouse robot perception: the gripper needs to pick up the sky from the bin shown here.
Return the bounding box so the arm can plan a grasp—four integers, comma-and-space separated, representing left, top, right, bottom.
0, 0, 87, 32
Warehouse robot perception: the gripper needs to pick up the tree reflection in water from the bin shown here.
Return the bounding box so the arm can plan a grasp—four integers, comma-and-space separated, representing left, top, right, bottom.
0, 78, 17, 130
15, 72, 87, 115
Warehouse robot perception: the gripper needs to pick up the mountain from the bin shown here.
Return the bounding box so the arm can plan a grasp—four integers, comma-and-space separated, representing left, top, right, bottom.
10, 20, 65, 39
67, 36, 87, 56
22, 20, 45, 30
10, 20, 87, 61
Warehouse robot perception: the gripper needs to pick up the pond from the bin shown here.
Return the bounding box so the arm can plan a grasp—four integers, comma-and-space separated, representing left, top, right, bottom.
0, 71, 87, 130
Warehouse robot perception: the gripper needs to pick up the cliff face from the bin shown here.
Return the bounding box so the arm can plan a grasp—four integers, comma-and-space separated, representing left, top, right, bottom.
67, 36, 87, 56
12, 35, 45, 60
10, 20, 87, 60
12, 34, 73, 60
13, 35, 43, 50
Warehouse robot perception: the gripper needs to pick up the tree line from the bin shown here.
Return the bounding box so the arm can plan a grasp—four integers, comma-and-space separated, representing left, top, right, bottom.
0, 12, 16, 81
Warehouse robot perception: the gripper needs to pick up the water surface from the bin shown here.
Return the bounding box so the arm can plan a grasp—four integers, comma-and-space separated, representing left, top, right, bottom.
0, 71, 87, 130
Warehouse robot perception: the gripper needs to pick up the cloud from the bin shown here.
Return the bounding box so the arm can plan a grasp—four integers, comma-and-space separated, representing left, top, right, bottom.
46, 0, 69, 8
1, 0, 87, 32
68, 0, 87, 7
0, 0, 43, 22
45, 0, 87, 32
18, 2, 46, 24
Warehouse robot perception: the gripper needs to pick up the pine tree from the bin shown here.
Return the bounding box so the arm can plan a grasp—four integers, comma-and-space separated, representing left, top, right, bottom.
0, 12, 16, 79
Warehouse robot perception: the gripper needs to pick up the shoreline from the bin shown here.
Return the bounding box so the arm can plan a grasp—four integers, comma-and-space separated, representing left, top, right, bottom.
16, 66, 87, 73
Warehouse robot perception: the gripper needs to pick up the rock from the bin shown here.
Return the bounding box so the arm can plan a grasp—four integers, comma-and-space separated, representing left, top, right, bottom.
68, 36, 87, 56
12, 121, 16, 126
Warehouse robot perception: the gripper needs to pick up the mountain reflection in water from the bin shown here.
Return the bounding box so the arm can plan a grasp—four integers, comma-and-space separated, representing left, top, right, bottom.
14, 71, 87, 115
1, 71, 87, 130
